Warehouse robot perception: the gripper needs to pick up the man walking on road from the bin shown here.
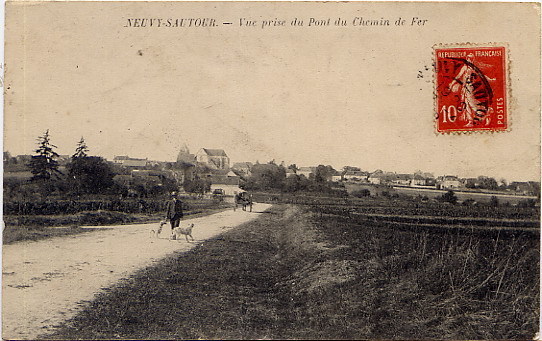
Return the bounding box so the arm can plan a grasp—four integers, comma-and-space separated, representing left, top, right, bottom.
165, 192, 184, 236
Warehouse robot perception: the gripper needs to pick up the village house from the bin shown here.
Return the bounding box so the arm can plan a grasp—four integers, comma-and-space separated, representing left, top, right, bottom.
209, 170, 241, 196
343, 170, 369, 182
368, 172, 385, 185
437, 175, 461, 190
410, 174, 436, 187
285, 168, 297, 178
113, 156, 148, 168
231, 162, 253, 177
411, 174, 427, 186
391, 173, 412, 186
331, 174, 343, 182
195, 148, 230, 170
297, 167, 316, 179
130, 169, 163, 185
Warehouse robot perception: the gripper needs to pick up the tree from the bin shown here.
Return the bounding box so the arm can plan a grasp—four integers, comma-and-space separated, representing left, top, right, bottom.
314, 165, 336, 183
342, 166, 361, 173
284, 174, 309, 192
465, 179, 477, 189
67, 156, 115, 194
440, 190, 458, 204
72, 137, 89, 158
67, 138, 114, 193
489, 196, 499, 207
183, 177, 211, 195
288, 164, 299, 173
477, 176, 498, 190
245, 163, 286, 190
29, 130, 62, 181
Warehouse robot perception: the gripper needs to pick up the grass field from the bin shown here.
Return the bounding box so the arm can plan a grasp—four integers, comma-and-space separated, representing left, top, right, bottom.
44, 199, 539, 340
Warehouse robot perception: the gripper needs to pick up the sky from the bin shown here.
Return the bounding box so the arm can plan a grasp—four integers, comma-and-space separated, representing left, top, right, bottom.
4, 2, 541, 181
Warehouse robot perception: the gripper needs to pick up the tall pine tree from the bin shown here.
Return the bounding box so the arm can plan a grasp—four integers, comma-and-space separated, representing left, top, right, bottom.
72, 137, 89, 159
29, 130, 62, 181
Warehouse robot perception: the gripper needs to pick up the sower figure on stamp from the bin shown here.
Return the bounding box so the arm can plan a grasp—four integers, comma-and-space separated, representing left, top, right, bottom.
165, 191, 184, 238
448, 53, 495, 127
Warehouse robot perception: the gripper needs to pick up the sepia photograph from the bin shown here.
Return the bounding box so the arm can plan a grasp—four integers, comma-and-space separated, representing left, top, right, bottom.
2, 1, 541, 339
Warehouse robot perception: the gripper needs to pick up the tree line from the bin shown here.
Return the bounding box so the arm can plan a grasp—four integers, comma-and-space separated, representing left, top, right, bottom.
242, 162, 341, 194
4, 131, 181, 201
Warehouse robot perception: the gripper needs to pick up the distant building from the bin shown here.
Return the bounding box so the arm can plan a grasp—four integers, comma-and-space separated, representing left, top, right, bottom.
297, 167, 316, 178
411, 174, 427, 186
195, 148, 230, 170
285, 169, 297, 177
343, 170, 369, 182
438, 175, 461, 189
368, 173, 384, 185
331, 174, 343, 182
177, 144, 196, 163
231, 162, 253, 177
392, 174, 412, 186
113, 156, 148, 168
209, 170, 241, 196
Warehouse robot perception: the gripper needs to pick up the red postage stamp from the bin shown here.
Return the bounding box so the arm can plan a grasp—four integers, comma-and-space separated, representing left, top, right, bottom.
435, 45, 508, 133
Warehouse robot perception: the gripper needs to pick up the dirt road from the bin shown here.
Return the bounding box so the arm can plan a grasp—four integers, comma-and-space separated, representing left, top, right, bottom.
2, 204, 271, 340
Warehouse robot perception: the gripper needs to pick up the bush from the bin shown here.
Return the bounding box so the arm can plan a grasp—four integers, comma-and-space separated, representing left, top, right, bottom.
440, 190, 458, 205
462, 198, 477, 206
489, 196, 499, 207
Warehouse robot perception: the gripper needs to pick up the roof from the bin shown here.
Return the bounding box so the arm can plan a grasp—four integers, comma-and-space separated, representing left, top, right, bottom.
232, 162, 253, 169
395, 174, 412, 180
440, 175, 460, 181
114, 156, 147, 161
210, 174, 240, 186
345, 171, 369, 176
200, 148, 228, 157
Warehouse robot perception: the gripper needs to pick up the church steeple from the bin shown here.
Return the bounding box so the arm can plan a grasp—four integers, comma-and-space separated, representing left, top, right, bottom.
179, 143, 190, 155
177, 143, 195, 163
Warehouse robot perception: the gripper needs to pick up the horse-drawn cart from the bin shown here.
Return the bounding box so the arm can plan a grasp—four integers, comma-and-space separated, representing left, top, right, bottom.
234, 191, 253, 212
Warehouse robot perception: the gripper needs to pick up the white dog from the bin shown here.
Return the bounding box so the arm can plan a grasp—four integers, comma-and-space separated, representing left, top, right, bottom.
150, 220, 167, 238
171, 223, 195, 242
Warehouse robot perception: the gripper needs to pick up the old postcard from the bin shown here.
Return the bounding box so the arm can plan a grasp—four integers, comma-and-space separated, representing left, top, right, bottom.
3, 1, 540, 340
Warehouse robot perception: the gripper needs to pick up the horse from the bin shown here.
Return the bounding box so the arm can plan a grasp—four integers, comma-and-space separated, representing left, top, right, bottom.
234, 192, 253, 212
